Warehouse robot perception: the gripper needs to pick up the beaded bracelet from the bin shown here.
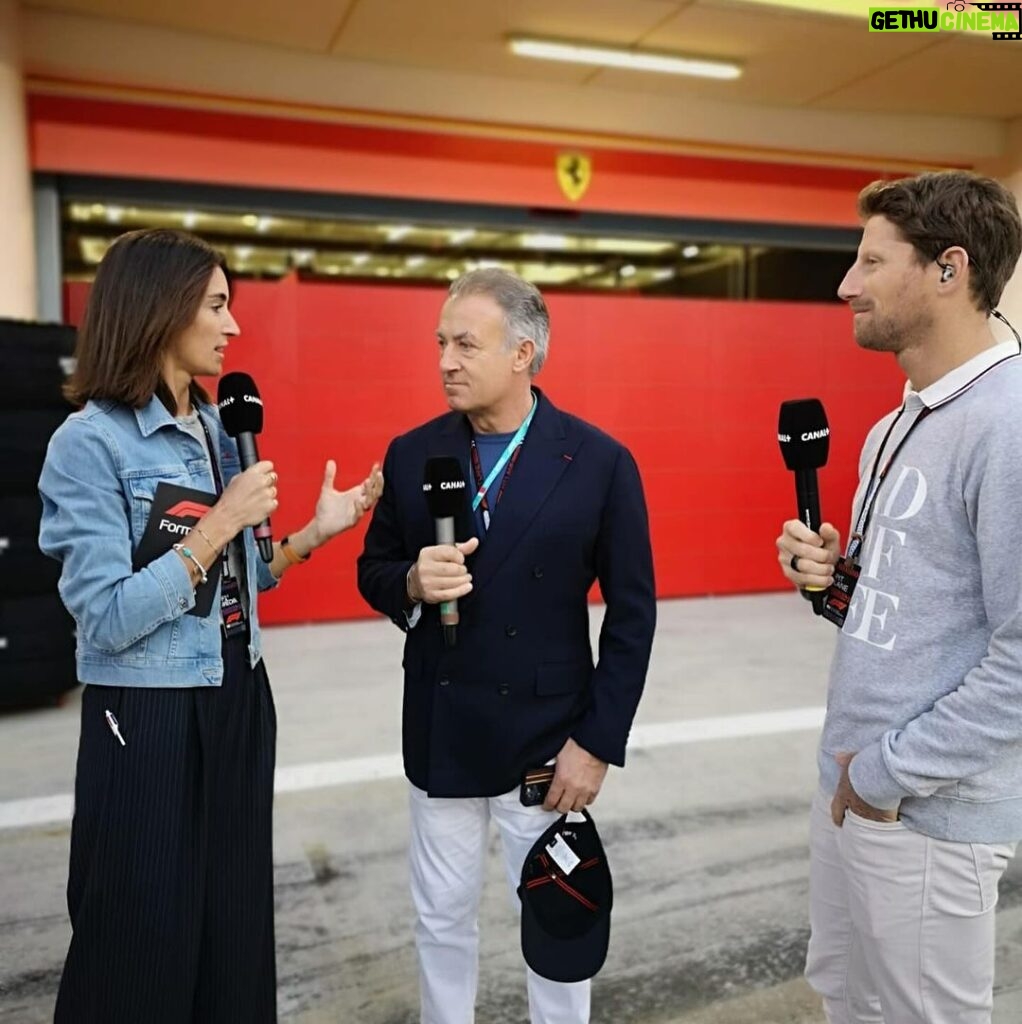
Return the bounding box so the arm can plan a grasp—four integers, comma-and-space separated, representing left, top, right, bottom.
173, 543, 209, 585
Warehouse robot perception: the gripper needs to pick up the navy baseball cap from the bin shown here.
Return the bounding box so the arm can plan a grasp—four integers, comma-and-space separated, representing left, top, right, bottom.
518, 809, 613, 983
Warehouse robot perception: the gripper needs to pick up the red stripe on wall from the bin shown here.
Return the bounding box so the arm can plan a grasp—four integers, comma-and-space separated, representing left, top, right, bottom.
31, 94, 879, 225
64, 279, 903, 625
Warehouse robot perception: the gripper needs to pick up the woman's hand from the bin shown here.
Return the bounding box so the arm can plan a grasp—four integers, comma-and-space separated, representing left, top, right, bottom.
307, 460, 383, 546
216, 460, 279, 534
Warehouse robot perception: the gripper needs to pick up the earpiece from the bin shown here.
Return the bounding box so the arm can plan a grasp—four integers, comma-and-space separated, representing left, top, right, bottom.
939, 262, 954, 283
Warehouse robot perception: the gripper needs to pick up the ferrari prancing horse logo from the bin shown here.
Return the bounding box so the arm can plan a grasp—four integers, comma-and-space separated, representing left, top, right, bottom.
556, 153, 592, 202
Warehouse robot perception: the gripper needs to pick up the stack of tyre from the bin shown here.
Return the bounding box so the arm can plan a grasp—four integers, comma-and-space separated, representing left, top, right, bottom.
0, 319, 78, 707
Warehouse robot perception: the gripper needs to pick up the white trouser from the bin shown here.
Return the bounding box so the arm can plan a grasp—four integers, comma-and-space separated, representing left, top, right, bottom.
408, 783, 591, 1024
805, 788, 1015, 1024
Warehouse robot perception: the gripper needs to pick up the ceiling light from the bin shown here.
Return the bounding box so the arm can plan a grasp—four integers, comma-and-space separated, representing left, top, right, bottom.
509, 36, 741, 81
182, 211, 199, 229
593, 238, 675, 254
682, 245, 700, 258
406, 256, 426, 268
242, 214, 258, 227
106, 206, 123, 223
386, 225, 412, 241
351, 253, 370, 265
522, 233, 568, 249
620, 264, 637, 278
449, 229, 476, 244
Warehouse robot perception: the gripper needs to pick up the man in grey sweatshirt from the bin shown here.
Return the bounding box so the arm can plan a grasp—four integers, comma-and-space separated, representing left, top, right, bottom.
777, 170, 1022, 1024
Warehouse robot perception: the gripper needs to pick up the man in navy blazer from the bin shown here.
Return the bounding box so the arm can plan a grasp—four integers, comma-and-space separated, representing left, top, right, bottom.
357, 268, 655, 1024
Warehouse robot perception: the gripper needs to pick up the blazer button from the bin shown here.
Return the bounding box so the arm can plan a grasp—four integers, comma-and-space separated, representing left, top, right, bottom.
439, 678, 451, 687
532, 566, 544, 579
505, 625, 518, 638
497, 683, 510, 696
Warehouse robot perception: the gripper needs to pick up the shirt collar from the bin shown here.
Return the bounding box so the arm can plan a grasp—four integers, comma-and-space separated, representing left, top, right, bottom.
909, 341, 1020, 410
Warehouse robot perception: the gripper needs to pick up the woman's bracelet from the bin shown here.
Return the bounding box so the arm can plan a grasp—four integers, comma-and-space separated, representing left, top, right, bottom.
173, 543, 209, 585
192, 526, 220, 555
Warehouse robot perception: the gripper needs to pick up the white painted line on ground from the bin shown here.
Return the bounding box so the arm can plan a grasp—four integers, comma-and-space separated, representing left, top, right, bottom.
275, 753, 405, 794
0, 794, 74, 832
629, 705, 825, 749
0, 705, 825, 832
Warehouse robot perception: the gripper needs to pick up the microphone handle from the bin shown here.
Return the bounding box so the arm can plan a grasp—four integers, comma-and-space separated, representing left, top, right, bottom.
236, 432, 274, 563
794, 468, 827, 615
795, 468, 820, 533
435, 516, 458, 647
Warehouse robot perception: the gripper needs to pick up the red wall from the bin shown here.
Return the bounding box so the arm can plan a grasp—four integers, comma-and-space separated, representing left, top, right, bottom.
65, 279, 905, 624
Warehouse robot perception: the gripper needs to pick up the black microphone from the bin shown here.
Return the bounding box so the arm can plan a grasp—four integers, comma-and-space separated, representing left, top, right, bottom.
218, 371, 274, 563
778, 398, 830, 614
423, 456, 468, 648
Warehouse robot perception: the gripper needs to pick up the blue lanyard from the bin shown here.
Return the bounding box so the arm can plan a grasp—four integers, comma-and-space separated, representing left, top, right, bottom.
471, 393, 537, 512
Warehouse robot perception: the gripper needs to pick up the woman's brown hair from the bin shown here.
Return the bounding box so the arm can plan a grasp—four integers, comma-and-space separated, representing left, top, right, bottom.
65, 228, 229, 413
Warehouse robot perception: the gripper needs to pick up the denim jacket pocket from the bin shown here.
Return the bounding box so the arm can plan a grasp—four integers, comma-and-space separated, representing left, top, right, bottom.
125, 468, 192, 544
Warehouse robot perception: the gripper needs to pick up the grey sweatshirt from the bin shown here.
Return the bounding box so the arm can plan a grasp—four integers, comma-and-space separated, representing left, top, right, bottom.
819, 340, 1022, 843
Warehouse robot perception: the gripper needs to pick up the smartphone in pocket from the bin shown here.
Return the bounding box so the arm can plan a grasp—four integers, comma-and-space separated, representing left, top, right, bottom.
520, 765, 555, 806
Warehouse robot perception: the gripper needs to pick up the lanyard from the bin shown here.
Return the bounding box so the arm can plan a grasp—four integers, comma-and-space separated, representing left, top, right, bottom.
470, 393, 537, 530
196, 415, 233, 577
848, 405, 930, 560
197, 415, 225, 497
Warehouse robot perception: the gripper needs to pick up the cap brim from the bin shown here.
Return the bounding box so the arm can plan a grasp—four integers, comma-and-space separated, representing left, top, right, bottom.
520, 889, 610, 984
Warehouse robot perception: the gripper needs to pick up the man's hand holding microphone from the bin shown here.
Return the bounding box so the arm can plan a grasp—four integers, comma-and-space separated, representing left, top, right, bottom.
406, 537, 480, 606
776, 519, 840, 592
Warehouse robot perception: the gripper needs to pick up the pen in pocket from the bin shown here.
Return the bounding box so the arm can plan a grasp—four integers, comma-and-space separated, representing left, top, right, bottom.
104, 709, 126, 746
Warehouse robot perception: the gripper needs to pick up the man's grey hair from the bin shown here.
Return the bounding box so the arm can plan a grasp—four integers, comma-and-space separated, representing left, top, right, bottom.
448, 268, 550, 376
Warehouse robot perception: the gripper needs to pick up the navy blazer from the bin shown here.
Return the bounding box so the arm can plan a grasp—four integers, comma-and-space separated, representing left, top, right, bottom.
357, 390, 656, 798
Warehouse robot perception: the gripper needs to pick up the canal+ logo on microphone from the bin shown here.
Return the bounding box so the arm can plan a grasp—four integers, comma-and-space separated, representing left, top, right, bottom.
868, 2, 1020, 39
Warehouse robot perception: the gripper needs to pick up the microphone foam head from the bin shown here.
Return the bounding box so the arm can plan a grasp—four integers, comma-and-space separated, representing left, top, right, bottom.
217, 371, 263, 436
778, 398, 830, 470
423, 457, 468, 518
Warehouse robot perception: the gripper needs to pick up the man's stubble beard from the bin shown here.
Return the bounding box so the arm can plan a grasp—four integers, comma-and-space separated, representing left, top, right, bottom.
854, 307, 934, 355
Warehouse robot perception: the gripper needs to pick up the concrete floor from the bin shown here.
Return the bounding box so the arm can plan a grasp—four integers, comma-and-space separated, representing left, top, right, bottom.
2, 593, 1022, 1022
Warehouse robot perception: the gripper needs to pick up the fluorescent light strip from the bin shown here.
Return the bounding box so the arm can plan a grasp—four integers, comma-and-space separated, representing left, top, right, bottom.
509, 37, 741, 81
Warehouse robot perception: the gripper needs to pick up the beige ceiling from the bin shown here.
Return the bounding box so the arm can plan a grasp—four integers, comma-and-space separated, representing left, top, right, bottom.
21, 0, 1022, 120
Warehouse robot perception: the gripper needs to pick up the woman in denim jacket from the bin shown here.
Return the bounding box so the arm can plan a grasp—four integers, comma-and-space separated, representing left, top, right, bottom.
39, 228, 383, 1023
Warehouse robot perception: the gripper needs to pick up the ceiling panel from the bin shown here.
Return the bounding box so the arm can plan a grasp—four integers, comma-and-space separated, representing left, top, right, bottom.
503, 0, 686, 44
622, 3, 940, 104
328, 0, 594, 83
22, 0, 1021, 121
25, 0, 355, 52
812, 33, 1022, 118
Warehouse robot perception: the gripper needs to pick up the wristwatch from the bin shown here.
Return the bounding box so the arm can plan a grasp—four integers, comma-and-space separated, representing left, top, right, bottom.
280, 535, 310, 564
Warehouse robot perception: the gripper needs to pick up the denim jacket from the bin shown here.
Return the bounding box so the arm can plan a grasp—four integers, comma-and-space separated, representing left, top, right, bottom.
38, 396, 278, 687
